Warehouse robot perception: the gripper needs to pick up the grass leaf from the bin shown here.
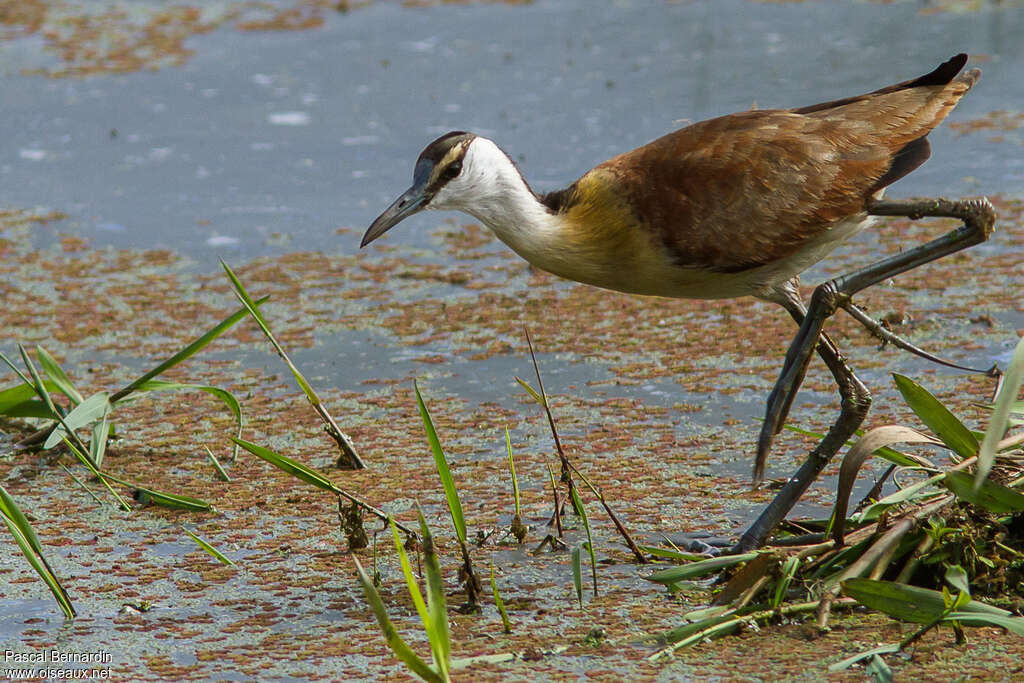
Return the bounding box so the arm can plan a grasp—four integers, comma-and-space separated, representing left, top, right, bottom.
572, 545, 583, 608
893, 374, 978, 459
944, 470, 1024, 513
418, 510, 451, 676
43, 392, 111, 450
828, 643, 902, 672
646, 553, 760, 585
1, 484, 76, 619
841, 578, 1008, 624
414, 382, 467, 544
133, 379, 243, 459
35, 347, 83, 405
352, 554, 445, 683
232, 438, 338, 494
977, 336, 1024, 488
490, 566, 512, 633
183, 527, 236, 565
514, 376, 545, 407
109, 296, 268, 403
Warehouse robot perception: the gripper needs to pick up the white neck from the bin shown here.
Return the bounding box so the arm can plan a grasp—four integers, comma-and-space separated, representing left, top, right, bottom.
428, 138, 568, 266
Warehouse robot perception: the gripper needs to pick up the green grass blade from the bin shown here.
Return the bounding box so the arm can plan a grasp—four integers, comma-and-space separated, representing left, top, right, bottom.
569, 483, 597, 597
232, 438, 339, 494
221, 260, 318, 399
0, 483, 44, 554
418, 511, 451, 677
945, 612, 1024, 636
490, 566, 512, 633
183, 527, 236, 565
132, 379, 243, 459
893, 374, 978, 459
132, 487, 214, 511
514, 376, 545, 407
391, 519, 436, 663
108, 296, 269, 403
352, 554, 444, 683
85, 470, 213, 512
841, 578, 1009, 624
571, 545, 583, 608
43, 391, 111, 449
58, 463, 107, 507
646, 553, 760, 585
0, 382, 59, 416
204, 446, 231, 482
62, 438, 132, 511
944, 470, 1024, 513
2, 515, 76, 619
977, 336, 1024, 489
36, 346, 83, 405
1, 484, 76, 618
828, 644, 902, 672
89, 413, 111, 469
505, 427, 520, 516
771, 555, 801, 610
413, 381, 467, 544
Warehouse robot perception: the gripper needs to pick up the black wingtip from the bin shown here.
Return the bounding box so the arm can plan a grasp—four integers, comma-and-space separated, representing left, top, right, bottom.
909, 53, 969, 88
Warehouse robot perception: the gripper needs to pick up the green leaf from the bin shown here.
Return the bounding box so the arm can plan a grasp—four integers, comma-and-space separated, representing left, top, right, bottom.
505, 427, 520, 516
0, 383, 58, 415
183, 527, 236, 565
89, 414, 111, 469
772, 555, 801, 609
414, 382, 467, 545
43, 392, 111, 449
232, 438, 338, 494
944, 470, 1024, 514
946, 612, 1024, 636
108, 296, 268, 403
569, 483, 597, 598
841, 578, 1008, 624
352, 554, 444, 683
865, 653, 894, 683
2, 515, 76, 619
490, 566, 512, 634
36, 346, 83, 405
944, 564, 971, 596
391, 518, 437, 670
645, 552, 760, 585
132, 486, 213, 512
977, 336, 1024, 489
514, 376, 546, 407
658, 611, 739, 646
221, 261, 318, 399
893, 374, 978, 459
0, 484, 76, 619
572, 545, 583, 608
132, 379, 243, 459
418, 511, 451, 677
828, 643, 902, 672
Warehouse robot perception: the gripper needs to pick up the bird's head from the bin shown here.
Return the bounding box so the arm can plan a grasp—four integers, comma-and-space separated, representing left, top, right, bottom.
361, 131, 484, 247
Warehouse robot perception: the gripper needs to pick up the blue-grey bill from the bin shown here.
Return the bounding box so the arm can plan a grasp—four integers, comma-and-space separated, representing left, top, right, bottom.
360, 186, 427, 247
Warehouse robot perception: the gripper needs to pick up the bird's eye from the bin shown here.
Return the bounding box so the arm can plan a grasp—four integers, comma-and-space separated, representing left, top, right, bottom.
441, 161, 462, 181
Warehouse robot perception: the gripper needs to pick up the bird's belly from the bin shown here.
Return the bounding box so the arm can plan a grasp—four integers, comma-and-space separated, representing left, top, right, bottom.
549, 213, 876, 301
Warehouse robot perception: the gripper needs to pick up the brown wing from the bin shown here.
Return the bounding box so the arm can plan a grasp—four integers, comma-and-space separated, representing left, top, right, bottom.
595, 54, 979, 272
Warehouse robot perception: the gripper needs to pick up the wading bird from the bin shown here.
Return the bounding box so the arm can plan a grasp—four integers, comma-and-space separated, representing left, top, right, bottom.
362, 54, 996, 551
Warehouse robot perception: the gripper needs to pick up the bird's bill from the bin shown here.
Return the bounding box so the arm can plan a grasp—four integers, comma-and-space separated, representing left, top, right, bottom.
360, 185, 428, 247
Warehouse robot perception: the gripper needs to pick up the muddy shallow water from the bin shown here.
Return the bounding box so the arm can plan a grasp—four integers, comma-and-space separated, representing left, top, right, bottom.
2, 1, 1023, 680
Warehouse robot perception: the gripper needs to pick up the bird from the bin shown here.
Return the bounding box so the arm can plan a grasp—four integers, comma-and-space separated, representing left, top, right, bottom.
361, 53, 996, 551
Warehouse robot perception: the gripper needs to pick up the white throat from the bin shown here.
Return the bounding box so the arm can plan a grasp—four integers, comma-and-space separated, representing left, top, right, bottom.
428, 138, 564, 258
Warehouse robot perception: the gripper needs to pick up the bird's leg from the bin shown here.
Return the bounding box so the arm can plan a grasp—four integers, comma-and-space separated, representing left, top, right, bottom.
737, 196, 996, 552
841, 300, 999, 376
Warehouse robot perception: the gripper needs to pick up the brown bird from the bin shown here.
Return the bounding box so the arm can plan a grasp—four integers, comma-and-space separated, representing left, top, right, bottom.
362, 54, 996, 551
